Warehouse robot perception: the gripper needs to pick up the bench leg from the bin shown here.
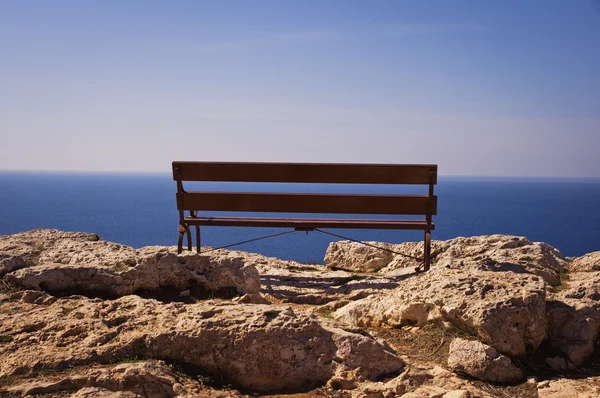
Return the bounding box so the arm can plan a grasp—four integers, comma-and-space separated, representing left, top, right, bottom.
195, 225, 201, 253
177, 224, 186, 254
423, 231, 431, 271
186, 226, 192, 251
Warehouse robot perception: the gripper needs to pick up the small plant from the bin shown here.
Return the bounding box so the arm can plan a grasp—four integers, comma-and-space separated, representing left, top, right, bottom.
332, 275, 363, 286
289, 265, 320, 272
196, 374, 214, 385
0, 335, 13, 344
73, 311, 85, 319
113, 262, 129, 272
0, 279, 26, 294
319, 310, 335, 319
116, 355, 140, 363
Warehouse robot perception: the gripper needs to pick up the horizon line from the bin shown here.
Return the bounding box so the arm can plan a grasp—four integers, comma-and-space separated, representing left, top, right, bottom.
1, 169, 599, 181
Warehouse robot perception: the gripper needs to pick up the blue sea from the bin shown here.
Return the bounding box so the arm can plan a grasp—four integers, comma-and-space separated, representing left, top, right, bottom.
1, 172, 599, 262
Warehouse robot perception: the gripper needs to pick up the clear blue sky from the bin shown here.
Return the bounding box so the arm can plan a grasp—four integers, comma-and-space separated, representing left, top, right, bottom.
1, 0, 599, 177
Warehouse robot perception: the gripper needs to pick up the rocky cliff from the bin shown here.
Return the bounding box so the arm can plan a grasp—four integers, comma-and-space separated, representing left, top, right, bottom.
1, 230, 599, 397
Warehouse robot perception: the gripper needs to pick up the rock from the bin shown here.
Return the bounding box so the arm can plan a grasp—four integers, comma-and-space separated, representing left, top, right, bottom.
324, 241, 395, 272
0, 229, 100, 276
6, 251, 260, 300
447, 338, 523, 384
335, 267, 547, 357
383, 235, 565, 286
570, 251, 600, 272
544, 271, 600, 366
324, 235, 567, 286
2, 360, 219, 397
537, 377, 600, 398
220, 248, 402, 305
0, 294, 404, 392
443, 391, 471, 398
544, 356, 572, 371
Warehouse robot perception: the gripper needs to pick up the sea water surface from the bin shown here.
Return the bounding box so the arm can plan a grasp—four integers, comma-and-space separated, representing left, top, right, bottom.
1, 172, 599, 262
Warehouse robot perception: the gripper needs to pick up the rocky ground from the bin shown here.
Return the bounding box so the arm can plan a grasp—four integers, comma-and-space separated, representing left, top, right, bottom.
1, 230, 600, 397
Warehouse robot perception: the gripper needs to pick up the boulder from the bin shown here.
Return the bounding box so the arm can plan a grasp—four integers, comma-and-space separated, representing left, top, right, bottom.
447, 338, 523, 384
0, 229, 102, 276
570, 251, 600, 272
3, 360, 201, 397
6, 250, 260, 299
354, 235, 566, 286
0, 292, 404, 392
544, 271, 600, 366
324, 241, 395, 272
335, 267, 547, 357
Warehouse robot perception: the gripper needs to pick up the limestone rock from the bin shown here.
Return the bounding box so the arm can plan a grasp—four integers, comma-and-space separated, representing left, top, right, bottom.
570, 251, 600, 272
324, 241, 395, 272
377, 235, 565, 286
220, 248, 402, 305
537, 377, 600, 398
3, 360, 189, 397
447, 338, 523, 384
6, 251, 260, 299
544, 271, 600, 366
335, 267, 547, 357
0, 229, 101, 276
0, 293, 404, 392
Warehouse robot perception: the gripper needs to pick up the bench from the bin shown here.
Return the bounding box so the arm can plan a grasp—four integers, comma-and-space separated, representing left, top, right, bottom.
172, 161, 438, 270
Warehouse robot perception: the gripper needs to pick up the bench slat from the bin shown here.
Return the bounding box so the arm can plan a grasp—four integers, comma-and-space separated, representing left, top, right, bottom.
184, 216, 435, 230
177, 192, 437, 215
173, 162, 437, 185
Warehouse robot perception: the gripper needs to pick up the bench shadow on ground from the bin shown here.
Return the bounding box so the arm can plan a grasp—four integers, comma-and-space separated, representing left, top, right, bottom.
259, 271, 420, 303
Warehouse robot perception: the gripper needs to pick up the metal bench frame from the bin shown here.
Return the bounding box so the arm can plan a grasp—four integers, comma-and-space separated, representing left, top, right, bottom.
172, 161, 437, 270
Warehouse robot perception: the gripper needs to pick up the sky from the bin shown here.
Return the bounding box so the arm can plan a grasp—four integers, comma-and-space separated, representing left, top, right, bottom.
1, 0, 599, 177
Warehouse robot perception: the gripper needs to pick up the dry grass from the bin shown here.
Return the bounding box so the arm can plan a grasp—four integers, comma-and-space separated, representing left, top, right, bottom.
374, 322, 477, 364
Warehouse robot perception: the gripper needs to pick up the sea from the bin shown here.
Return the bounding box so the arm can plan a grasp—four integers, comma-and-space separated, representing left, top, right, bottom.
1, 172, 599, 263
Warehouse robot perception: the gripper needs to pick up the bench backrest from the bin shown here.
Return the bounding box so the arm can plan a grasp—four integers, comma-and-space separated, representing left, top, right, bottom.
172, 161, 437, 216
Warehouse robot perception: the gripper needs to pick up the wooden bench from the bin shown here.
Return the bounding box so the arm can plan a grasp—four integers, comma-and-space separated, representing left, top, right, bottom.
172, 161, 438, 270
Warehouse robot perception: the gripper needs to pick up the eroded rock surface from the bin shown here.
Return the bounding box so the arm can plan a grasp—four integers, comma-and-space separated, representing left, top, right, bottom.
537, 377, 600, 398
328, 235, 567, 286
2, 229, 600, 398
570, 251, 600, 272
0, 292, 403, 393
3, 360, 209, 397
1, 230, 260, 300
7, 251, 260, 299
335, 267, 547, 357
447, 338, 523, 384
545, 270, 600, 366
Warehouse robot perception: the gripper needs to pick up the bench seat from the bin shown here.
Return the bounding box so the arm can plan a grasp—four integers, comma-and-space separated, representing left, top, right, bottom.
184, 216, 435, 230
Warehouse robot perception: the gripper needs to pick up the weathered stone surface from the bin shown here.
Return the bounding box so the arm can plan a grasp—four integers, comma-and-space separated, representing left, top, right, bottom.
352, 364, 506, 398
216, 248, 402, 305
0, 229, 101, 276
0, 292, 404, 392
6, 250, 260, 299
3, 360, 204, 397
570, 251, 600, 272
2, 229, 599, 397
326, 235, 566, 286
335, 267, 547, 357
544, 271, 600, 366
324, 241, 395, 272
537, 377, 600, 398
447, 338, 523, 384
